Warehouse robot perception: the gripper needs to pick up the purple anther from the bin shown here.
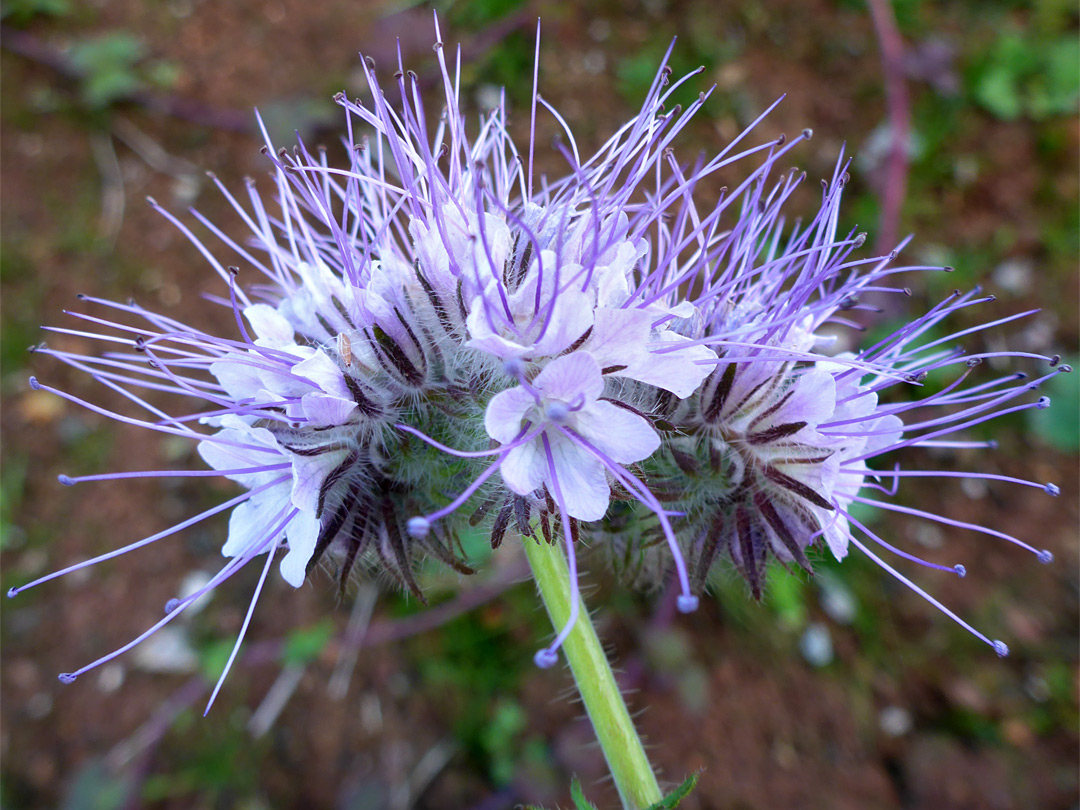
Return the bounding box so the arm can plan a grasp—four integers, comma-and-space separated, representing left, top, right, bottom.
676, 594, 700, 613
534, 648, 558, 669
545, 401, 569, 423
503, 356, 525, 378
406, 516, 431, 538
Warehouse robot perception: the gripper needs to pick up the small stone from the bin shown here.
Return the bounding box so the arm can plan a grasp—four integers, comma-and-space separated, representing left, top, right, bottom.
879, 705, 913, 737
131, 627, 198, 674
96, 663, 125, 694
19, 390, 65, 424
25, 692, 53, 719
799, 623, 833, 668
819, 578, 857, 625
991, 258, 1033, 295
1001, 718, 1034, 747
175, 570, 215, 619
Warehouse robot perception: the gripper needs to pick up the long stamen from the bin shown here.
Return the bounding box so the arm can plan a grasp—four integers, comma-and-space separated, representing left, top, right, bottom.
845, 528, 1009, 658
204, 531, 283, 714
532, 433, 583, 668
7, 477, 289, 598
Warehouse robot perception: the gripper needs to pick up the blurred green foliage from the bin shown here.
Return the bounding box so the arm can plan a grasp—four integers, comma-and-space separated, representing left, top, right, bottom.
140, 716, 260, 804
67, 32, 178, 110
1028, 356, 1080, 451
970, 30, 1079, 120
410, 593, 540, 781
68, 34, 148, 108
59, 761, 129, 810
198, 638, 236, 684
614, 19, 740, 114
479, 698, 528, 784
765, 564, 808, 630
0, 245, 41, 382
527, 772, 700, 810
444, 0, 526, 28
0, 455, 28, 551
282, 618, 335, 665
0, 0, 71, 24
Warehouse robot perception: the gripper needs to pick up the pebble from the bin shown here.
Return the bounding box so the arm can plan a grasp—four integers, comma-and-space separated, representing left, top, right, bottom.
799, 623, 833, 667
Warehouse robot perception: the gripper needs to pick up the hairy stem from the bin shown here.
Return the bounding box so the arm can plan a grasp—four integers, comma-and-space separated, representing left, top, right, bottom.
522, 536, 662, 809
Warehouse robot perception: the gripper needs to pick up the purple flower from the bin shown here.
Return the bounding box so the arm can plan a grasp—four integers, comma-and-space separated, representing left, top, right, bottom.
485, 351, 661, 521
11, 18, 1065, 701
641, 158, 1066, 655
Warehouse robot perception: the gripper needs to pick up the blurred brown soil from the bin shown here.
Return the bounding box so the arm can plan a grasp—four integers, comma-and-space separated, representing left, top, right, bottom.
2, 2, 1077, 809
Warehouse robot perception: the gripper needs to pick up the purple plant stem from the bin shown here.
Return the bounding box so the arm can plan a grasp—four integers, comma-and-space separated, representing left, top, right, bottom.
243, 555, 530, 666
0, 25, 251, 131
95, 559, 528, 804
867, 0, 911, 257
110, 674, 207, 810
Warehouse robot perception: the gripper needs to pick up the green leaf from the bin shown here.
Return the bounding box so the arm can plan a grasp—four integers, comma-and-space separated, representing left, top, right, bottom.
198, 638, 234, 683
81, 69, 143, 109
68, 33, 148, 109
974, 65, 1023, 120
146, 60, 181, 90
971, 28, 1080, 121
766, 564, 807, 629
570, 777, 600, 810
1, 0, 71, 23
448, 0, 526, 27
60, 760, 130, 810
1028, 358, 1080, 451
281, 619, 335, 665
645, 772, 700, 809
479, 699, 528, 785
1038, 38, 1080, 117
0, 454, 27, 551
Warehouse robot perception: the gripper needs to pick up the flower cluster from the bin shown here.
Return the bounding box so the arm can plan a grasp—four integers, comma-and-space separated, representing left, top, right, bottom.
14, 21, 1065, 707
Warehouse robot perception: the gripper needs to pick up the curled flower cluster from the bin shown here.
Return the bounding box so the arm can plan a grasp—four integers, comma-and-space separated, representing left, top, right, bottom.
14, 21, 1065, 706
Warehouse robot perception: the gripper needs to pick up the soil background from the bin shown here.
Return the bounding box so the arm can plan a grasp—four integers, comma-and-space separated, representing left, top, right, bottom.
2, 1, 1077, 809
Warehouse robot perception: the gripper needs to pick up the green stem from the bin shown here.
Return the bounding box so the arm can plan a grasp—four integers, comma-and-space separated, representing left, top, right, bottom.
522, 536, 662, 810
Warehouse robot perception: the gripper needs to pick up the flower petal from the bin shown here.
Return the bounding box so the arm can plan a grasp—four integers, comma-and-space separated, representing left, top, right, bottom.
244, 304, 295, 345
573, 400, 659, 464
197, 424, 282, 488
300, 393, 357, 428
533, 351, 604, 403
290, 447, 351, 514
633, 330, 716, 398
822, 510, 851, 561
485, 385, 537, 444
533, 282, 594, 357
767, 369, 836, 429
499, 440, 545, 496
586, 307, 651, 369
292, 349, 352, 399
209, 355, 265, 401
223, 488, 287, 558
864, 414, 904, 455
546, 435, 610, 521
280, 508, 320, 587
